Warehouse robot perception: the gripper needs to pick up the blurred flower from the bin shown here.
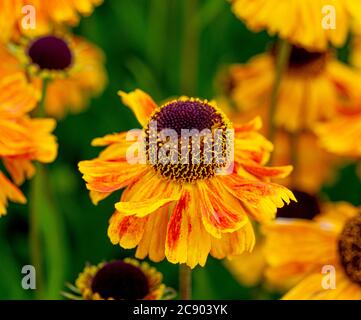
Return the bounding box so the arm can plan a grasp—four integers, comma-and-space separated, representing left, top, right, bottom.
0, 0, 103, 43
79, 89, 295, 268
0, 75, 57, 216
230, 0, 361, 50
0, 33, 107, 118
64, 258, 171, 300
219, 45, 361, 133
263, 202, 361, 299
225, 190, 321, 289
224, 240, 266, 287
315, 35, 361, 159
315, 108, 361, 158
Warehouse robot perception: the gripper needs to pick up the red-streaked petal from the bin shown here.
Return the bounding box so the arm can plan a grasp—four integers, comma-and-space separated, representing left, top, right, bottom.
222, 173, 296, 222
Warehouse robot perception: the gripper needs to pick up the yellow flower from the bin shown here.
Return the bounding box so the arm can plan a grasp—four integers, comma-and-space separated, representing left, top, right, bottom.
79, 89, 295, 268
315, 109, 361, 158
0, 74, 57, 216
220, 45, 361, 133
263, 202, 361, 299
0, 0, 103, 43
230, 0, 361, 50
64, 258, 171, 300
0, 33, 107, 118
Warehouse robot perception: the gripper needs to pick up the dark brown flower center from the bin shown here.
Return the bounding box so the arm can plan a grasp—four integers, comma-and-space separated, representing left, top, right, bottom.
145, 99, 231, 183
288, 46, 326, 69
276, 190, 320, 220
91, 261, 149, 300
272, 44, 327, 75
338, 214, 361, 285
28, 35, 73, 71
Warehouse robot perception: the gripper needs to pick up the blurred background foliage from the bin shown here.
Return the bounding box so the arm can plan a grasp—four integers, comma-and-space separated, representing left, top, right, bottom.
0, 0, 360, 300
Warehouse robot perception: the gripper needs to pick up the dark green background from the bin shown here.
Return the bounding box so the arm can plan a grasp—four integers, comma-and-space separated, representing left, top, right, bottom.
0, 0, 360, 300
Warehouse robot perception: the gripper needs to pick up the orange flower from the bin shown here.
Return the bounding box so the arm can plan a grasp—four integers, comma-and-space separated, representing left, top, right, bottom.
315, 36, 361, 158
263, 202, 361, 299
0, 33, 106, 118
0, 0, 103, 43
220, 46, 361, 133
79, 89, 295, 268
230, 0, 361, 51
0, 72, 57, 216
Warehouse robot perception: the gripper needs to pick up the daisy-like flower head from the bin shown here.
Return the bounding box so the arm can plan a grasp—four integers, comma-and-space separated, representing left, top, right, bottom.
1, 33, 106, 118
0, 73, 58, 216
263, 202, 361, 299
225, 190, 321, 288
79, 89, 295, 268
0, 0, 103, 43
65, 258, 170, 300
230, 0, 361, 50
220, 45, 361, 133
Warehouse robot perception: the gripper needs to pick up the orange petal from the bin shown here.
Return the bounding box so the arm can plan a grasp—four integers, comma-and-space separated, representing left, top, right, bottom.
118, 89, 158, 127
0, 172, 26, 216
108, 210, 147, 248
114, 174, 182, 217
135, 206, 169, 262
78, 159, 147, 198
198, 179, 249, 238
210, 220, 255, 259
241, 163, 293, 179
165, 188, 212, 268
222, 173, 296, 222
263, 219, 338, 268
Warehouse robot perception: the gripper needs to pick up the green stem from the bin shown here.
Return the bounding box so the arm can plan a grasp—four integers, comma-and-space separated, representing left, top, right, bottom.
268, 39, 291, 159
29, 78, 49, 298
179, 264, 192, 300
38, 78, 49, 117
29, 164, 44, 298
180, 0, 199, 96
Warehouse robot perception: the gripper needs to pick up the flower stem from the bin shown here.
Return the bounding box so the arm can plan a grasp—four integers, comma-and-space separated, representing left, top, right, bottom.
179, 264, 192, 300
180, 0, 199, 96
268, 39, 291, 154
29, 78, 49, 298
38, 78, 49, 117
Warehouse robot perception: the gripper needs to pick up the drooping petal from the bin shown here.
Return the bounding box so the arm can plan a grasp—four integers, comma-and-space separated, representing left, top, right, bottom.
2, 158, 35, 185
114, 173, 182, 217
210, 220, 255, 259
0, 171, 26, 217
118, 89, 158, 127
108, 210, 147, 248
222, 173, 296, 222
78, 159, 147, 202
165, 187, 212, 268
197, 178, 249, 238
135, 206, 169, 262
